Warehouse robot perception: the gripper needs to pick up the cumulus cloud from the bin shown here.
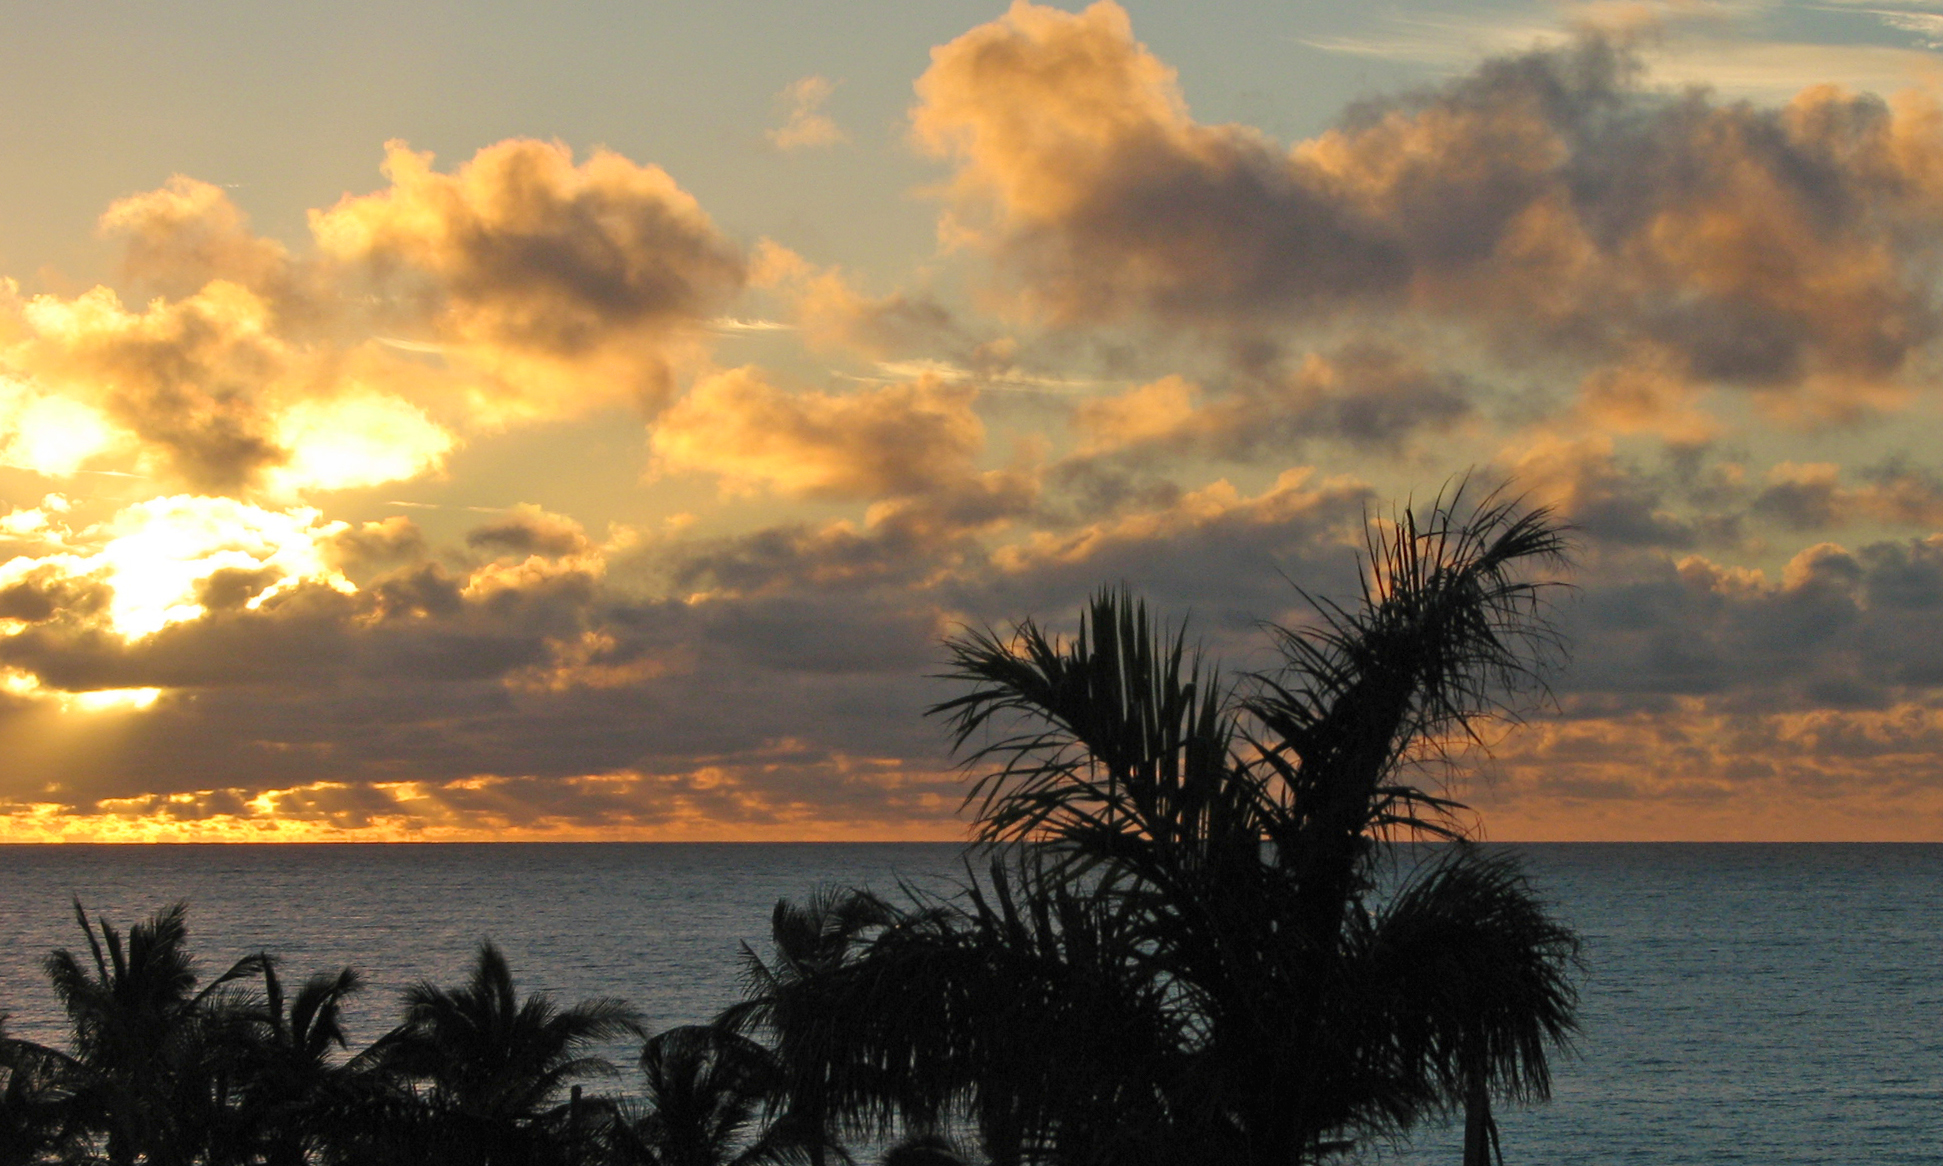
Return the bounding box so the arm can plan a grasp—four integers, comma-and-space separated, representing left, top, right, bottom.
1751, 460, 1943, 531
0, 377, 121, 476
99, 176, 295, 302
1559, 533, 1943, 708
914, 2, 1943, 411
1500, 434, 1701, 549
2, 281, 459, 494
13, 282, 292, 490
266, 394, 455, 495
312, 139, 745, 416
14, 5, 1943, 842
0, 136, 750, 497
467, 504, 594, 559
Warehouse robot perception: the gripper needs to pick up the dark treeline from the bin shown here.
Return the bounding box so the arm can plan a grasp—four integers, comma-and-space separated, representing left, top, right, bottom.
1, 488, 1584, 1166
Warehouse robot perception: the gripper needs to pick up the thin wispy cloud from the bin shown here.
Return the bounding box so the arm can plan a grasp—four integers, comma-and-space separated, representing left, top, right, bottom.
768, 75, 846, 151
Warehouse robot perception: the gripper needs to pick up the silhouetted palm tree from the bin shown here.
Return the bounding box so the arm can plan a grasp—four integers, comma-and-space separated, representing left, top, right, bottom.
233, 961, 364, 1166
42, 901, 267, 1166
740, 487, 1582, 1165
611, 1023, 834, 1166
0, 1016, 80, 1166
361, 940, 640, 1166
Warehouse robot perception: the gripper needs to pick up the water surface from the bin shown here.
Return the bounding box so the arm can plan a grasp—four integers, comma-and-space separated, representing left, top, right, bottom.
1, 842, 1936, 1163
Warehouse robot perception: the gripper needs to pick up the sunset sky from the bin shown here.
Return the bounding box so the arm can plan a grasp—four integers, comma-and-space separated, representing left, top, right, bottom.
6, 0, 1943, 841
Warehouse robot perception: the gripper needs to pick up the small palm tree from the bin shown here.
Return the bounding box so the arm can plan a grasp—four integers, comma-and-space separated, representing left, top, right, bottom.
362, 940, 640, 1166
234, 961, 364, 1166
43, 901, 267, 1166
740, 486, 1582, 1165
612, 1023, 835, 1166
0, 1015, 81, 1166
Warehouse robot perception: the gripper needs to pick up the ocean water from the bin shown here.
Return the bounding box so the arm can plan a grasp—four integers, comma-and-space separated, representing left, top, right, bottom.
0, 843, 1937, 1163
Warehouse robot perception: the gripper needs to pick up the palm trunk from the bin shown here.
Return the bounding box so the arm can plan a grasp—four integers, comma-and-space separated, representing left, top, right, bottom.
1462, 1075, 1499, 1166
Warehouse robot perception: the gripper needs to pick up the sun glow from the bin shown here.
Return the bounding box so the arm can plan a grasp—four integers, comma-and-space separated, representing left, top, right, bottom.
0, 495, 355, 639
94, 496, 353, 636
0, 380, 119, 476
267, 392, 456, 494
0, 666, 161, 713
66, 686, 161, 711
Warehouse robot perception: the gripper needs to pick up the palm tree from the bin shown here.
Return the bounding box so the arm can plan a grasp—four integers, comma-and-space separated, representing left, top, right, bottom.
360, 940, 641, 1166
611, 1023, 834, 1166
42, 901, 267, 1166
0, 1015, 80, 1166
232, 961, 365, 1166
739, 486, 1582, 1164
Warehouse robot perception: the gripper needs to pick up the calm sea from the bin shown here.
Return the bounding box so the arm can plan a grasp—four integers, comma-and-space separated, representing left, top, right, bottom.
0, 843, 1937, 1163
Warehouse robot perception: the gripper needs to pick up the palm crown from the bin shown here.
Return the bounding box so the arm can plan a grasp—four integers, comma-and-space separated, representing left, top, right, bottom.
738, 486, 1583, 1165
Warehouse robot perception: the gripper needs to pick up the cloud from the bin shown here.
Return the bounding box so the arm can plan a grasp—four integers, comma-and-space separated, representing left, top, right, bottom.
1560, 532, 1943, 706
768, 75, 847, 151
0, 137, 749, 496
0, 377, 121, 476
650, 368, 987, 500
3, 281, 460, 494
1500, 434, 1700, 549
16, 6, 1943, 843
266, 393, 455, 495
466, 504, 594, 559
99, 176, 295, 302
914, 3, 1943, 411
1069, 340, 1472, 461
1751, 459, 1943, 531
12, 282, 292, 490
312, 139, 745, 417
0, 495, 353, 641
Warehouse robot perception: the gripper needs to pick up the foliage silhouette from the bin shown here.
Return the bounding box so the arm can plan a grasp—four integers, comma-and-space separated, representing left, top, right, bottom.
736, 486, 1582, 1165
0, 1016, 80, 1166
609, 1022, 836, 1166
354, 941, 641, 1166
231, 963, 363, 1166
40, 901, 267, 1166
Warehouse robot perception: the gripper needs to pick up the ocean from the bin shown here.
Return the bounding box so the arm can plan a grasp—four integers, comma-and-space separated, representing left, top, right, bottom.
0, 842, 1937, 1163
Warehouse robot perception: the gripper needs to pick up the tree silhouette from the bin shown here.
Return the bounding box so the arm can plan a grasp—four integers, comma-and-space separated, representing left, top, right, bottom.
231, 962, 364, 1166
360, 940, 640, 1166
40, 901, 266, 1166
0, 1016, 80, 1166
609, 1023, 835, 1166
738, 487, 1582, 1164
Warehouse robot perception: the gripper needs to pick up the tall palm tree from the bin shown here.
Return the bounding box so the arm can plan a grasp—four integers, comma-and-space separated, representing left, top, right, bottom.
42, 901, 267, 1166
740, 486, 1582, 1165
360, 940, 640, 1166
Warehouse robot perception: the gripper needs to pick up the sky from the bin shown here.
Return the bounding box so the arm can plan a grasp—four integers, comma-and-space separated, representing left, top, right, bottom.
5, 1, 1943, 841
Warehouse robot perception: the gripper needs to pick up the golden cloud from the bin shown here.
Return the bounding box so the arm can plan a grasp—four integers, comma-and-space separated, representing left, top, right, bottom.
769, 75, 847, 151
312, 139, 745, 417
651, 367, 986, 500
915, 3, 1943, 411
99, 176, 295, 303
1068, 343, 1471, 461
